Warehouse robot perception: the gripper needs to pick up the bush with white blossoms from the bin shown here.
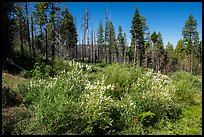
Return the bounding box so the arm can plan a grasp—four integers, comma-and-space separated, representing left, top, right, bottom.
17, 64, 91, 134
80, 76, 118, 134
53, 58, 92, 76
130, 69, 182, 123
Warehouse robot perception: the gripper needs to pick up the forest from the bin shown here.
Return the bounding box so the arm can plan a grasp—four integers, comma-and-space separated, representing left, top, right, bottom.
2, 2, 202, 135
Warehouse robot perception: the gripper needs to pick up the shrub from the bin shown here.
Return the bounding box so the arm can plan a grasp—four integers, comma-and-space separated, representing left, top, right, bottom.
139, 111, 156, 128
80, 78, 118, 134
16, 61, 91, 135
20, 59, 53, 79
124, 69, 182, 127
170, 71, 202, 105
96, 64, 183, 128
31, 61, 52, 79
19, 70, 32, 78
97, 63, 143, 100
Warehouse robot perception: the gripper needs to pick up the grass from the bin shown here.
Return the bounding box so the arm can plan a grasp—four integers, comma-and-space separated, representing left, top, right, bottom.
150, 92, 202, 135
2, 106, 30, 135
2, 72, 30, 91
2, 72, 31, 135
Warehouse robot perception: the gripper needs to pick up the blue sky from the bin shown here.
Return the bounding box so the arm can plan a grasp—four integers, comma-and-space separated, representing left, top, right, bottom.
30, 2, 202, 47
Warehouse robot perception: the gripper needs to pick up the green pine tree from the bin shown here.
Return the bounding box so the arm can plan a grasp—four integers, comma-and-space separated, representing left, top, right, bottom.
130, 7, 145, 66
60, 7, 78, 58
182, 14, 199, 73
97, 20, 104, 61
117, 26, 124, 62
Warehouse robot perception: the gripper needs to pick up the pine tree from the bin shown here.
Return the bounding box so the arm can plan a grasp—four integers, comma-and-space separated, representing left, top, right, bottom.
97, 20, 104, 62
182, 14, 199, 73
2, 2, 13, 63
104, 19, 109, 63
174, 39, 185, 70
165, 42, 174, 72
157, 32, 165, 71
15, 3, 25, 61
60, 7, 78, 59
51, 2, 55, 61
130, 7, 145, 67
123, 33, 128, 63
141, 16, 149, 42
117, 26, 124, 62
33, 2, 49, 56
150, 31, 158, 71
150, 32, 165, 72
31, 12, 36, 58
25, 2, 32, 57
106, 20, 116, 64
192, 31, 201, 74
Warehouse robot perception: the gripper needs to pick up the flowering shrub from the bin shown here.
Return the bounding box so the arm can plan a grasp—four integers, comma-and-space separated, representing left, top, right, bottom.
17, 62, 91, 134
80, 77, 116, 134
129, 69, 182, 125
97, 63, 142, 100
53, 58, 92, 76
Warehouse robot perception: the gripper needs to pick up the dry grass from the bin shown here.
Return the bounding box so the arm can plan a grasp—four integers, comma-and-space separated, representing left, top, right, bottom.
2, 72, 30, 91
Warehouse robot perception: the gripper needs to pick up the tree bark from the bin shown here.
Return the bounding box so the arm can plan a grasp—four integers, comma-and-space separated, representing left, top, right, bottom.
25, 2, 32, 57
39, 25, 43, 55
31, 12, 36, 58
19, 15, 24, 61
45, 28, 48, 62
51, 2, 55, 61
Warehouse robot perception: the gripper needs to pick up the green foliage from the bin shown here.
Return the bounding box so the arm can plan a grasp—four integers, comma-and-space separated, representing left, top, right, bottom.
19, 70, 32, 78
98, 63, 133, 99
97, 20, 104, 46
150, 104, 202, 135
60, 7, 77, 49
80, 78, 118, 134
130, 7, 145, 66
97, 63, 182, 128
139, 111, 156, 127
170, 71, 202, 105
20, 58, 52, 79
130, 7, 144, 47
130, 69, 182, 124
182, 14, 198, 44
15, 61, 91, 134
151, 31, 158, 44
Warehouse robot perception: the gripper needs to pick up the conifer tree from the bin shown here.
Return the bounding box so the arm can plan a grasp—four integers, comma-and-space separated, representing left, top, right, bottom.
117, 26, 125, 62
60, 7, 78, 59
130, 7, 145, 67
97, 20, 104, 62
182, 14, 199, 73
123, 33, 128, 63
106, 20, 116, 64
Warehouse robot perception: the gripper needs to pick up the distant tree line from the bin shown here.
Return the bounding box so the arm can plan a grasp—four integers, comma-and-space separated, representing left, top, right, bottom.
2, 2, 202, 75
